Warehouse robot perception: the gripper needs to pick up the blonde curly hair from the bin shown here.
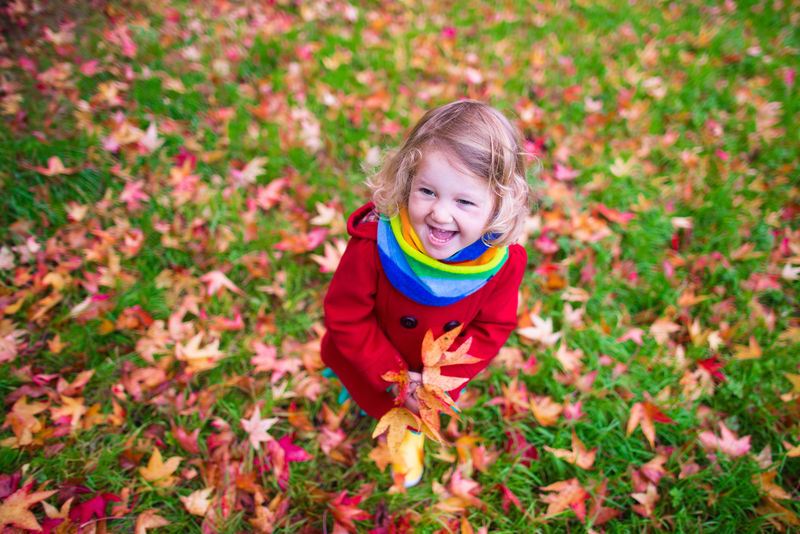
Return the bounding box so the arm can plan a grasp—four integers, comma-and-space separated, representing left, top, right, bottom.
366, 100, 533, 248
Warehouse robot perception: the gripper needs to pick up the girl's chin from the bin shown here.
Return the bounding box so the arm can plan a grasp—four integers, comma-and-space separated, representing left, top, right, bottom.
423, 242, 459, 260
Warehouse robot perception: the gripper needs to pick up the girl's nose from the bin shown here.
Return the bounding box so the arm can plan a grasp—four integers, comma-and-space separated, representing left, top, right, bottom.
430, 201, 452, 223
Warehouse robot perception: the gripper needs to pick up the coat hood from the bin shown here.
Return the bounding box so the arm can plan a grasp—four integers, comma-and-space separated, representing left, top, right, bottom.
346, 202, 379, 240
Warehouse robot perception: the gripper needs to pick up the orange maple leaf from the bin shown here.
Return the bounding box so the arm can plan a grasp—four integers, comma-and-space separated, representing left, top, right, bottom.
544, 430, 597, 469
380, 355, 410, 406
421, 327, 480, 393
0, 484, 57, 531
626, 398, 675, 448
139, 447, 182, 487
540, 478, 590, 520
531, 395, 563, 426
415, 386, 455, 445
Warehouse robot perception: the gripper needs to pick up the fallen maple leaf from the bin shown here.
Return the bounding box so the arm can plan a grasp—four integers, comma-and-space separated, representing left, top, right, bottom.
327, 491, 372, 533
626, 398, 675, 448
139, 447, 182, 487
698, 421, 751, 457
231, 156, 268, 186
631, 482, 660, 517
180, 488, 213, 516
310, 238, 348, 273
781, 263, 800, 280
24, 156, 79, 176
617, 327, 646, 345
2, 396, 49, 447
0, 483, 56, 531
433, 471, 485, 512
120, 180, 149, 211
544, 431, 597, 469
175, 333, 224, 374
649, 318, 680, 344
135, 509, 170, 534
733, 336, 762, 360
554, 342, 583, 373
517, 314, 562, 346
138, 122, 164, 153
199, 270, 244, 297
586, 478, 622, 526
540, 478, 589, 521
250, 341, 302, 383
241, 406, 279, 449
531, 395, 563, 426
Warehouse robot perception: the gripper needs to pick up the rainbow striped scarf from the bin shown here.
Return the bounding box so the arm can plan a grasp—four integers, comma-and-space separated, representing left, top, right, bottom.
376, 209, 509, 306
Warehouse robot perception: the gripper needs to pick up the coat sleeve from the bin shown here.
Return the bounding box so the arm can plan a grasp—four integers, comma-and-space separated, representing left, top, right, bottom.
322, 236, 402, 392
442, 245, 527, 383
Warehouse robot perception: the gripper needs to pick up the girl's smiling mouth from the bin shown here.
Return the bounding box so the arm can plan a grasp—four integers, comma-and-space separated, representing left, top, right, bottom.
427, 225, 457, 245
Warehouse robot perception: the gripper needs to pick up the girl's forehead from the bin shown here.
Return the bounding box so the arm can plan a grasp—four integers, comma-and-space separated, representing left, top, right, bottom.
416, 148, 480, 180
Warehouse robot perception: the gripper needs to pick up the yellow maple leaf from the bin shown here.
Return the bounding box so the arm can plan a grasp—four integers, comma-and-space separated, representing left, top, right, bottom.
733, 336, 762, 360
139, 447, 182, 487
372, 407, 421, 457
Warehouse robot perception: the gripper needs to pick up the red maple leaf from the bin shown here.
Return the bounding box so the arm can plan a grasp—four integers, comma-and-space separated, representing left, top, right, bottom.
327, 491, 371, 533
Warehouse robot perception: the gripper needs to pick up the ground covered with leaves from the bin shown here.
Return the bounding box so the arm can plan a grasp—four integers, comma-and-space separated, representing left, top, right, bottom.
1, 0, 799, 532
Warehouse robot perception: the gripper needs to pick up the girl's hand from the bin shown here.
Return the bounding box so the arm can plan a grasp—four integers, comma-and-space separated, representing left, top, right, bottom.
404, 371, 422, 414
390, 371, 423, 414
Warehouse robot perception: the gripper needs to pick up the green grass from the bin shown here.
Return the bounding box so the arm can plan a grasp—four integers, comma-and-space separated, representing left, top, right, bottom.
1, 0, 799, 532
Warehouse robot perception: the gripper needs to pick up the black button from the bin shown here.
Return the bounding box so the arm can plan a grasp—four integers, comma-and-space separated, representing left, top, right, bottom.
443, 320, 460, 332
400, 316, 418, 329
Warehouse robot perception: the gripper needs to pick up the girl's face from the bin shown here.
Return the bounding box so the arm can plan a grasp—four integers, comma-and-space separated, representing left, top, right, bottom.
407, 150, 494, 260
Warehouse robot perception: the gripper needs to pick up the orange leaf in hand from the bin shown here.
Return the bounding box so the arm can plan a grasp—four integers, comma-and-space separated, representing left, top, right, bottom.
380, 355, 410, 406
415, 386, 456, 445
421, 328, 480, 393
372, 407, 421, 456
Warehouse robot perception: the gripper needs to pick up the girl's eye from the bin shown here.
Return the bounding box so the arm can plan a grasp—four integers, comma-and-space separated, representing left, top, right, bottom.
457, 199, 474, 206
420, 188, 434, 196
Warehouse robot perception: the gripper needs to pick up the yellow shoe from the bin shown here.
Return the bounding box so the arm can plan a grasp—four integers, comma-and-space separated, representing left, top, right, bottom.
391, 430, 424, 488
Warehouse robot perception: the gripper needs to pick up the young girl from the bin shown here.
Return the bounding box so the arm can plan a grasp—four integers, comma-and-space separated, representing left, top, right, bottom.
321, 100, 532, 486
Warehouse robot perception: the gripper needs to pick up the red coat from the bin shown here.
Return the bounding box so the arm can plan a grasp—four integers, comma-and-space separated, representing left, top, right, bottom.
321, 203, 527, 419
